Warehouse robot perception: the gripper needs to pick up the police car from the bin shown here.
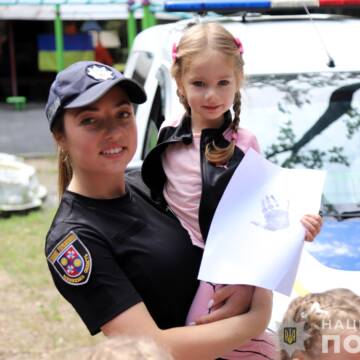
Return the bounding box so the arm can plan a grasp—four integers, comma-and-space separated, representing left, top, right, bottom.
124, 0, 360, 329
0, 153, 47, 213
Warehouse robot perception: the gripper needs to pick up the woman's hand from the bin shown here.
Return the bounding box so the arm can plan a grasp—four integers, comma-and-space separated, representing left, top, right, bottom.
301, 214, 323, 242
195, 285, 255, 325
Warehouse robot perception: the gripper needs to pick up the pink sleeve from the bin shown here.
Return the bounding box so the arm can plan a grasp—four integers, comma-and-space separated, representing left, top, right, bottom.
239, 128, 261, 153
224, 127, 261, 154
159, 116, 182, 131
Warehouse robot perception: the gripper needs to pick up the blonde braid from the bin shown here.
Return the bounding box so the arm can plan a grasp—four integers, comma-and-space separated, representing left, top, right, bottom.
176, 89, 191, 115
205, 91, 241, 165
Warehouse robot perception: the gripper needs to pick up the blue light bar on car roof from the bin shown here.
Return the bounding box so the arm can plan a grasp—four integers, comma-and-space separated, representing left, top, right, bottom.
164, 0, 360, 12
165, 0, 271, 12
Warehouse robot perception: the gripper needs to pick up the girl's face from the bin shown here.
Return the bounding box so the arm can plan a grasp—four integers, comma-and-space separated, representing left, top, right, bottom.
58, 86, 137, 181
178, 48, 241, 132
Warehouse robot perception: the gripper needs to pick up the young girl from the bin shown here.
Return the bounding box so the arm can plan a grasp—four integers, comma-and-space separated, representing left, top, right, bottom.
141, 22, 322, 359
279, 288, 360, 359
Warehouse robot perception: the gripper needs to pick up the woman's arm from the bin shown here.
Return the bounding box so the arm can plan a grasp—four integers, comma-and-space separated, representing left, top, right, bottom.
101, 287, 272, 360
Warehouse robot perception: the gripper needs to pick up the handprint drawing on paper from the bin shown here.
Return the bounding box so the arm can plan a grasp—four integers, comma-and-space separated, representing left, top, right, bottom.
251, 195, 290, 231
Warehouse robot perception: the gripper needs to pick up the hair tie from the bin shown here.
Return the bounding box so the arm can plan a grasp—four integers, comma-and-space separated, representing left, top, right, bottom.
234, 37, 244, 54
172, 43, 178, 61
301, 301, 329, 320
310, 302, 328, 315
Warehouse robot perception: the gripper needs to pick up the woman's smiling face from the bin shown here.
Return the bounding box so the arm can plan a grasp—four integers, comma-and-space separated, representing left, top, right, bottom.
59, 86, 137, 179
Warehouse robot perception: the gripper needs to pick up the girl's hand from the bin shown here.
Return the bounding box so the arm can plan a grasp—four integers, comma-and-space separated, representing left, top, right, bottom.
301, 214, 323, 242
195, 285, 254, 325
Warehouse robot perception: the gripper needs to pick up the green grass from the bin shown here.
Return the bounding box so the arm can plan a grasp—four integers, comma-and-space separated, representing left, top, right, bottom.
0, 207, 56, 287
0, 160, 104, 357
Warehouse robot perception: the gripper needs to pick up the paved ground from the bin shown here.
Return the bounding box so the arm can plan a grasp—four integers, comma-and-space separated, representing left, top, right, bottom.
0, 103, 56, 156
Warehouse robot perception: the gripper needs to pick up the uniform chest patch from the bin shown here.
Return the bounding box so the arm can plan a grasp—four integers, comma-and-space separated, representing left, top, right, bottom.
47, 231, 92, 286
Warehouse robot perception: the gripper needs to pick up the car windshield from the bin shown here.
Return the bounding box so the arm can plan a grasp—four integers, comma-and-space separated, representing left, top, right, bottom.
242, 71, 360, 218
242, 71, 360, 270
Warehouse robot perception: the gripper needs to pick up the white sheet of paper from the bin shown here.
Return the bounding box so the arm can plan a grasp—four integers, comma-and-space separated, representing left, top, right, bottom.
198, 148, 326, 296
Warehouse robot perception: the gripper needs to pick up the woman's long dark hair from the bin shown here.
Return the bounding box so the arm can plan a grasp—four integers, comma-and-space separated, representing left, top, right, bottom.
52, 114, 73, 197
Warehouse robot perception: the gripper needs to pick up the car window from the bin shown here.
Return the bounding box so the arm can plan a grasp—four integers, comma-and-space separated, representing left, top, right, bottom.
242, 71, 360, 205
304, 218, 360, 271
241, 71, 360, 271
126, 51, 154, 114
131, 51, 154, 88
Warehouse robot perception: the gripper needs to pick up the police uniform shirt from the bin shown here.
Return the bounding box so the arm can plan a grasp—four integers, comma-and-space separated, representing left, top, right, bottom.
45, 182, 202, 335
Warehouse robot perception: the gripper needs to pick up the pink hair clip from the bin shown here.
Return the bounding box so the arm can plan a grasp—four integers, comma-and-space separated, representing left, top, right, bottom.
172, 43, 178, 61
231, 131, 238, 143
234, 37, 244, 54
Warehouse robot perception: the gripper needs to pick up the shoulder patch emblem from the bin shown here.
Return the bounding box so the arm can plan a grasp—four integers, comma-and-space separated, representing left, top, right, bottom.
47, 231, 92, 286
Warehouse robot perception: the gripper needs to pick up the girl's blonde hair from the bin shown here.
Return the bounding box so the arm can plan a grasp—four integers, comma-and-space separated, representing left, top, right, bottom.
279, 288, 360, 359
171, 22, 244, 165
52, 114, 73, 197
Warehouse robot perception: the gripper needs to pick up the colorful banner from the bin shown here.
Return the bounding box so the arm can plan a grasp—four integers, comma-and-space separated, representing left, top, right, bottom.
37, 33, 94, 72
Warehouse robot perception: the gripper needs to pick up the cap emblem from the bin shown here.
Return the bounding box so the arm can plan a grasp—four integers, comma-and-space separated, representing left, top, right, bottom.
86, 64, 115, 81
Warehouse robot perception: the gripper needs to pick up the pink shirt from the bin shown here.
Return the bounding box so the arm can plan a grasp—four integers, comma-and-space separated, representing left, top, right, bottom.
162, 120, 261, 249
163, 133, 204, 248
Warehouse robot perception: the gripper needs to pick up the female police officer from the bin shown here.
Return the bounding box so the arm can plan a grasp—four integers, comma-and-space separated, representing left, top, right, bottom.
44, 61, 273, 360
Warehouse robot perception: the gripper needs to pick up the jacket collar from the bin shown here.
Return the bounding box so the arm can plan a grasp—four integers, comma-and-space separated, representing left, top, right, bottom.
168, 110, 233, 144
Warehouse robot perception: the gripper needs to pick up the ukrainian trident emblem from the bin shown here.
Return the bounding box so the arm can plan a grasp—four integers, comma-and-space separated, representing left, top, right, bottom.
283, 327, 297, 345
277, 319, 311, 357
